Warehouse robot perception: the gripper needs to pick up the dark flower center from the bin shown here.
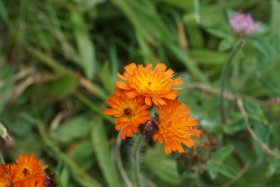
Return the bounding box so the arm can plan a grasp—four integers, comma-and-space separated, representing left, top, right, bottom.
124, 108, 133, 116
23, 168, 29, 176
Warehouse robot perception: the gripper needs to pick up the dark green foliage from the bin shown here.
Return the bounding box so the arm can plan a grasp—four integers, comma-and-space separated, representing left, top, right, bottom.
0, 0, 280, 186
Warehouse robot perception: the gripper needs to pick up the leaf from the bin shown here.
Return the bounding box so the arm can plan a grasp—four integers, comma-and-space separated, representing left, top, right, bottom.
0, 65, 14, 113
187, 25, 205, 48
136, 30, 156, 65
71, 11, 96, 80
200, 4, 227, 27
219, 38, 234, 51
271, 0, 280, 38
168, 44, 208, 82
245, 102, 268, 125
223, 118, 246, 135
207, 162, 237, 179
252, 123, 270, 158
101, 61, 114, 94
59, 167, 70, 187
210, 145, 234, 163
144, 144, 182, 185
206, 28, 229, 39
215, 164, 236, 178
190, 49, 228, 65
229, 139, 255, 163
156, 0, 192, 9
73, 174, 101, 187
207, 145, 236, 179
31, 72, 79, 99
51, 115, 91, 144
109, 42, 119, 83
68, 140, 95, 169
146, 158, 183, 185
28, 48, 65, 72
91, 118, 121, 187
75, 0, 105, 12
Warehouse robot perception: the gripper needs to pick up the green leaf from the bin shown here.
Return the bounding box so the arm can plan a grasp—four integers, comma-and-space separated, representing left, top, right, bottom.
68, 140, 95, 169
271, 0, 280, 38
190, 49, 227, 65
144, 144, 182, 185
252, 123, 270, 158
168, 44, 208, 82
245, 102, 268, 125
157, 0, 192, 9
223, 118, 246, 135
71, 11, 96, 79
28, 48, 65, 72
59, 167, 70, 187
218, 164, 237, 178
34, 72, 79, 99
207, 161, 237, 179
91, 118, 121, 187
53, 173, 65, 187
51, 115, 91, 144
73, 174, 100, 187
206, 28, 229, 39
207, 145, 236, 179
208, 163, 218, 179
0, 65, 14, 113
210, 145, 234, 163
219, 38, 234, 51
185, 24, 204, 48
101, 61, 114, 94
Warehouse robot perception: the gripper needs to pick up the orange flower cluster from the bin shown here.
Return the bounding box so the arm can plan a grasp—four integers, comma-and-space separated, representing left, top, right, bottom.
0, 154, 48, 187
105, 63, 201, 154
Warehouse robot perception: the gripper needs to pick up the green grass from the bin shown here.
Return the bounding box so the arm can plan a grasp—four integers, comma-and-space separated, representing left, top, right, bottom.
1, 0, 280, 186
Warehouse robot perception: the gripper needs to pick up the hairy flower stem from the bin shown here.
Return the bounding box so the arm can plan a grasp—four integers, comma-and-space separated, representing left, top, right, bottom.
115, 131, 133, 187
220, 39, 245, 123
131, 134, 145, 187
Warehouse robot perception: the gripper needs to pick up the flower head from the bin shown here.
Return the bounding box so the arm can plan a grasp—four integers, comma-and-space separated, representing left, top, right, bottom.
116, 63, 183, 106
11, 154, 48, 187
104, 89, 152, 139
0, 164, 12, 187
230, 12, 260, 35
153, 100, 201, 154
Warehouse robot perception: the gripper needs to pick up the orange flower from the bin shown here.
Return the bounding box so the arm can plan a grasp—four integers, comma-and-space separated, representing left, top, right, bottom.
11, 154, 48, 187
0, 164, 12, 187
153, 100, 201, 154
116, 63, 183, 106
104, 89, 152, 139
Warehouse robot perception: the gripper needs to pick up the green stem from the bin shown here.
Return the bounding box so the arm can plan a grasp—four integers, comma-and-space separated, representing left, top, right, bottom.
220, 39, 245, 123
131, 134, 145, 187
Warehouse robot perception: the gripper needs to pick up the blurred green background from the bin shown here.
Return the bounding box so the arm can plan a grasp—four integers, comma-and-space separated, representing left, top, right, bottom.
0, 0, 280, 186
